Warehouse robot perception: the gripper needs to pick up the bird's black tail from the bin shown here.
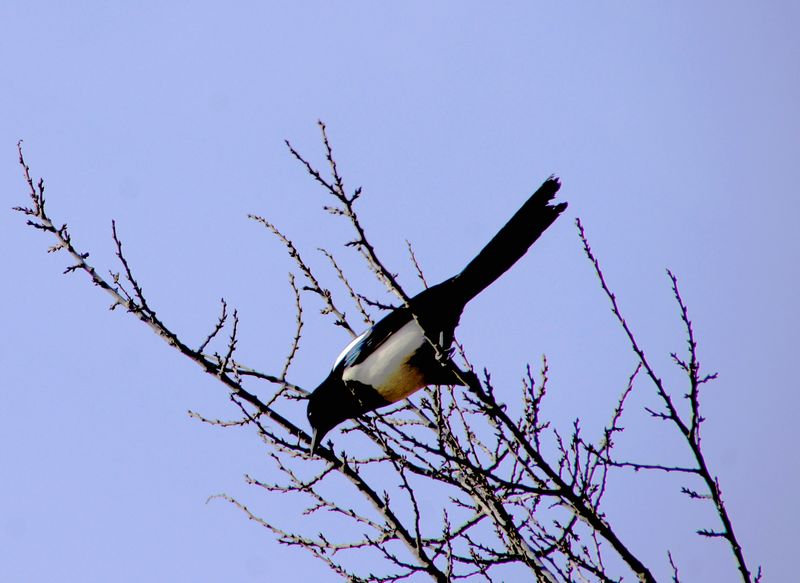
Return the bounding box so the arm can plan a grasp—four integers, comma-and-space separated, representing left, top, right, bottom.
451, 177, 566, 305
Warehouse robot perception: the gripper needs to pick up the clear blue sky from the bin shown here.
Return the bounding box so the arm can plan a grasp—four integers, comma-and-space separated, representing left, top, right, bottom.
2, 2, 797, 581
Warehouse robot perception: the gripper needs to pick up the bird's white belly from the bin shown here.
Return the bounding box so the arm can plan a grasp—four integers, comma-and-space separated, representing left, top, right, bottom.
342, 319, 428, 403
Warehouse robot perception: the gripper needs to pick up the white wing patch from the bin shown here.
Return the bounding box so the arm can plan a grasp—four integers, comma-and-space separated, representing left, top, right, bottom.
332, 329, 369, 370
341, 319, 427, 402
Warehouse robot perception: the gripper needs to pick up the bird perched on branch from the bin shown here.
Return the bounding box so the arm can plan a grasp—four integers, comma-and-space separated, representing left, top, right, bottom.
307, 177, 567, 453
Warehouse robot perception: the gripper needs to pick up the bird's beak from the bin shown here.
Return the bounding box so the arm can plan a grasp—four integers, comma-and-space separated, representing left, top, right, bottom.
310, 428, 321, 455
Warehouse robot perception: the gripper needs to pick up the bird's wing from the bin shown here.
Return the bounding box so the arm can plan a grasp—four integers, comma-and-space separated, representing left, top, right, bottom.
338, 308, 414, 369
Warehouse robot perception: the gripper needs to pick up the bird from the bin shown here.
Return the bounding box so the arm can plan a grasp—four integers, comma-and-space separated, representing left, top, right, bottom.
307, 177, 567, 454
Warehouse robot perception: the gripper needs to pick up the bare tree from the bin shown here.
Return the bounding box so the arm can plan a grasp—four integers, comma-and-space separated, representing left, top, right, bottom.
14, 125, 759, 582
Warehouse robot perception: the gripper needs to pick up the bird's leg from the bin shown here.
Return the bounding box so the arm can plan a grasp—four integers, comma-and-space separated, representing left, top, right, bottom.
428, 330, 471, 386
432, 330, 455, 361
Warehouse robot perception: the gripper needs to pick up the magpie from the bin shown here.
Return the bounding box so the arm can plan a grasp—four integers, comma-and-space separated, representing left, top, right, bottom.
307, 177, 566, 453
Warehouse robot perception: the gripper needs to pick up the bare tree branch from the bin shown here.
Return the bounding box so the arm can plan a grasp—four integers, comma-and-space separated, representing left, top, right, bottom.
15, 131, 757, 582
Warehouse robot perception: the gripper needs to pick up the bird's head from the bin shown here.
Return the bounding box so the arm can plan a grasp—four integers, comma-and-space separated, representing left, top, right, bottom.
306, 376, 350, 455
